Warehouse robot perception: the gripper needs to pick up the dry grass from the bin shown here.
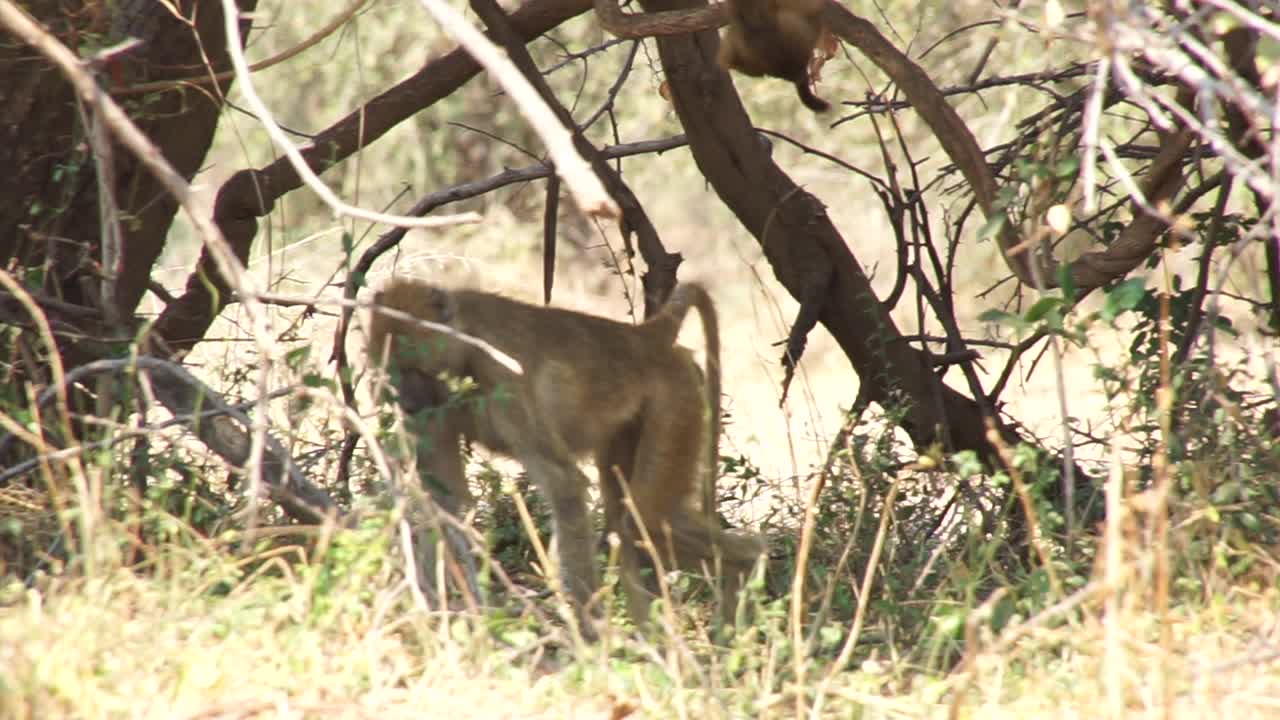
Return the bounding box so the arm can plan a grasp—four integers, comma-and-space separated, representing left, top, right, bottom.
2, 461, 1278, 720
5, 1, 1279, 718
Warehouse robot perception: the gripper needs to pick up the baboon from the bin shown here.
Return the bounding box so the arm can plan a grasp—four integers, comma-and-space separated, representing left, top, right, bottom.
367, 279, 763, 636
717, 0, 831, 112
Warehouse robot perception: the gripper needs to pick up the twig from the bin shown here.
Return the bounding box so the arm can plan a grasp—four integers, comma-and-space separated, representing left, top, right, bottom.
412, 0, 618, 219
214, 0, 483, 230
789, 467, 828, 718
117, 0, 372, 96
810, 475, 901, 718
267, 291, 522, 375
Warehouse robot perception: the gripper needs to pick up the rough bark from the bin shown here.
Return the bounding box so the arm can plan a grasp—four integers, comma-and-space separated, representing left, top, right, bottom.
638, 0, 1019, 460
0, 0, 254, 318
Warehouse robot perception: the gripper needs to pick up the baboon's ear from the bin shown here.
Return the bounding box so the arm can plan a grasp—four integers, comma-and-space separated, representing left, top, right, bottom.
426, 287, 455, 323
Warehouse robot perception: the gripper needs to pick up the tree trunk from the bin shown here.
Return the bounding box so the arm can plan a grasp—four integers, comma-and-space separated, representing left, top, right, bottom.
639, 0, 1032, 467
1, 0, 255, 319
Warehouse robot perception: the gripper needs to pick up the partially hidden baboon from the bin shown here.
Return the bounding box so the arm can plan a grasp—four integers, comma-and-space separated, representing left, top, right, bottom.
717, 0, 831, 112
367, 278, 763, 636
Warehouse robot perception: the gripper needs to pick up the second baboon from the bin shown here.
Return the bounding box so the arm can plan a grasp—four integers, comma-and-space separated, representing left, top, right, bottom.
367, 279, 762, 636
717, 0, 830, 112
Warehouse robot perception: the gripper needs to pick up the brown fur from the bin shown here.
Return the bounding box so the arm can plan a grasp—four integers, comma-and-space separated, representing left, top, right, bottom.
367, 279, 762, 636
717, 0, 830, 112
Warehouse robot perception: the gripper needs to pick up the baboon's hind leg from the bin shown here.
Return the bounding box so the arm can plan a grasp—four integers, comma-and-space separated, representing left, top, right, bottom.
626, 406, 759, 626
598, 429, 656, 627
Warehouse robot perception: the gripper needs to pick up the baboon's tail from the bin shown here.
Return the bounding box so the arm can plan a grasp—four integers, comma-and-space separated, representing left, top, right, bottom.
646, 284, 722, 522
690, 288, 721, 525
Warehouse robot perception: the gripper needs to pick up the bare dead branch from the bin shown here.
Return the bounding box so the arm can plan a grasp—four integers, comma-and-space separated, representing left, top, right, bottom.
154, 0, 594, 354
216, 0, 484, 230
468, 0, 682, 312
413, 0, 618, 219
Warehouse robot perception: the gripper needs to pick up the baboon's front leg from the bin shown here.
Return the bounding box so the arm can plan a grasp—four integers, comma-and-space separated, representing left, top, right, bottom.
401, 381, 480, 606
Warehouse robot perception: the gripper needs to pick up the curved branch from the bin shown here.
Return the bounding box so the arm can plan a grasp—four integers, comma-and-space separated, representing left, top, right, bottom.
1069, 127, 1193, 293
821, 4, 1035, 285
594, 0, 725, 37
823, 3, 1192, 295
153, 0, 595, 352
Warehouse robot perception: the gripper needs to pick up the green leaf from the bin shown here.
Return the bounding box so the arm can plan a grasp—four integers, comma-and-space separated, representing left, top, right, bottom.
1025, 296, 1065, 324
302, 373, 335, 390
1101, 278, 1146, 322
1057, 264, 1077, 303
979, 309, 1019, 325
932, 610, 964, 638
285, 345, 311, 370
980, 308, 1033, 334
951, 450, 983, 479
978, 213, 1007, 241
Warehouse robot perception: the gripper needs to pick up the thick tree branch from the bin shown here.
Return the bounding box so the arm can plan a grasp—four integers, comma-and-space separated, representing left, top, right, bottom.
594, 0, 725, 37
154, 0, 596, 353
637, 0, 1029, 468
472, 0, 683, 314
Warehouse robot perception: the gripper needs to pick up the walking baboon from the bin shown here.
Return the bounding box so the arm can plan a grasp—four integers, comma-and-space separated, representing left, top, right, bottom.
718, 0, 830, 112
367, 279, 762, 636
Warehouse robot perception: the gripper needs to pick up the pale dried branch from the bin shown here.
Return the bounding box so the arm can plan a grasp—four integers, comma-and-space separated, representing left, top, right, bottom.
413, 0, 620, 219
215, 0, 484, 230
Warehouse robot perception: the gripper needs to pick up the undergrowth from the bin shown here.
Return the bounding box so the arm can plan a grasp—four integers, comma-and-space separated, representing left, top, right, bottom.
1, 342, 1278, 718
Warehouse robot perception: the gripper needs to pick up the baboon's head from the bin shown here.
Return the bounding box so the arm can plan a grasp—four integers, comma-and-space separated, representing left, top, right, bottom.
367, 281, 467, 400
